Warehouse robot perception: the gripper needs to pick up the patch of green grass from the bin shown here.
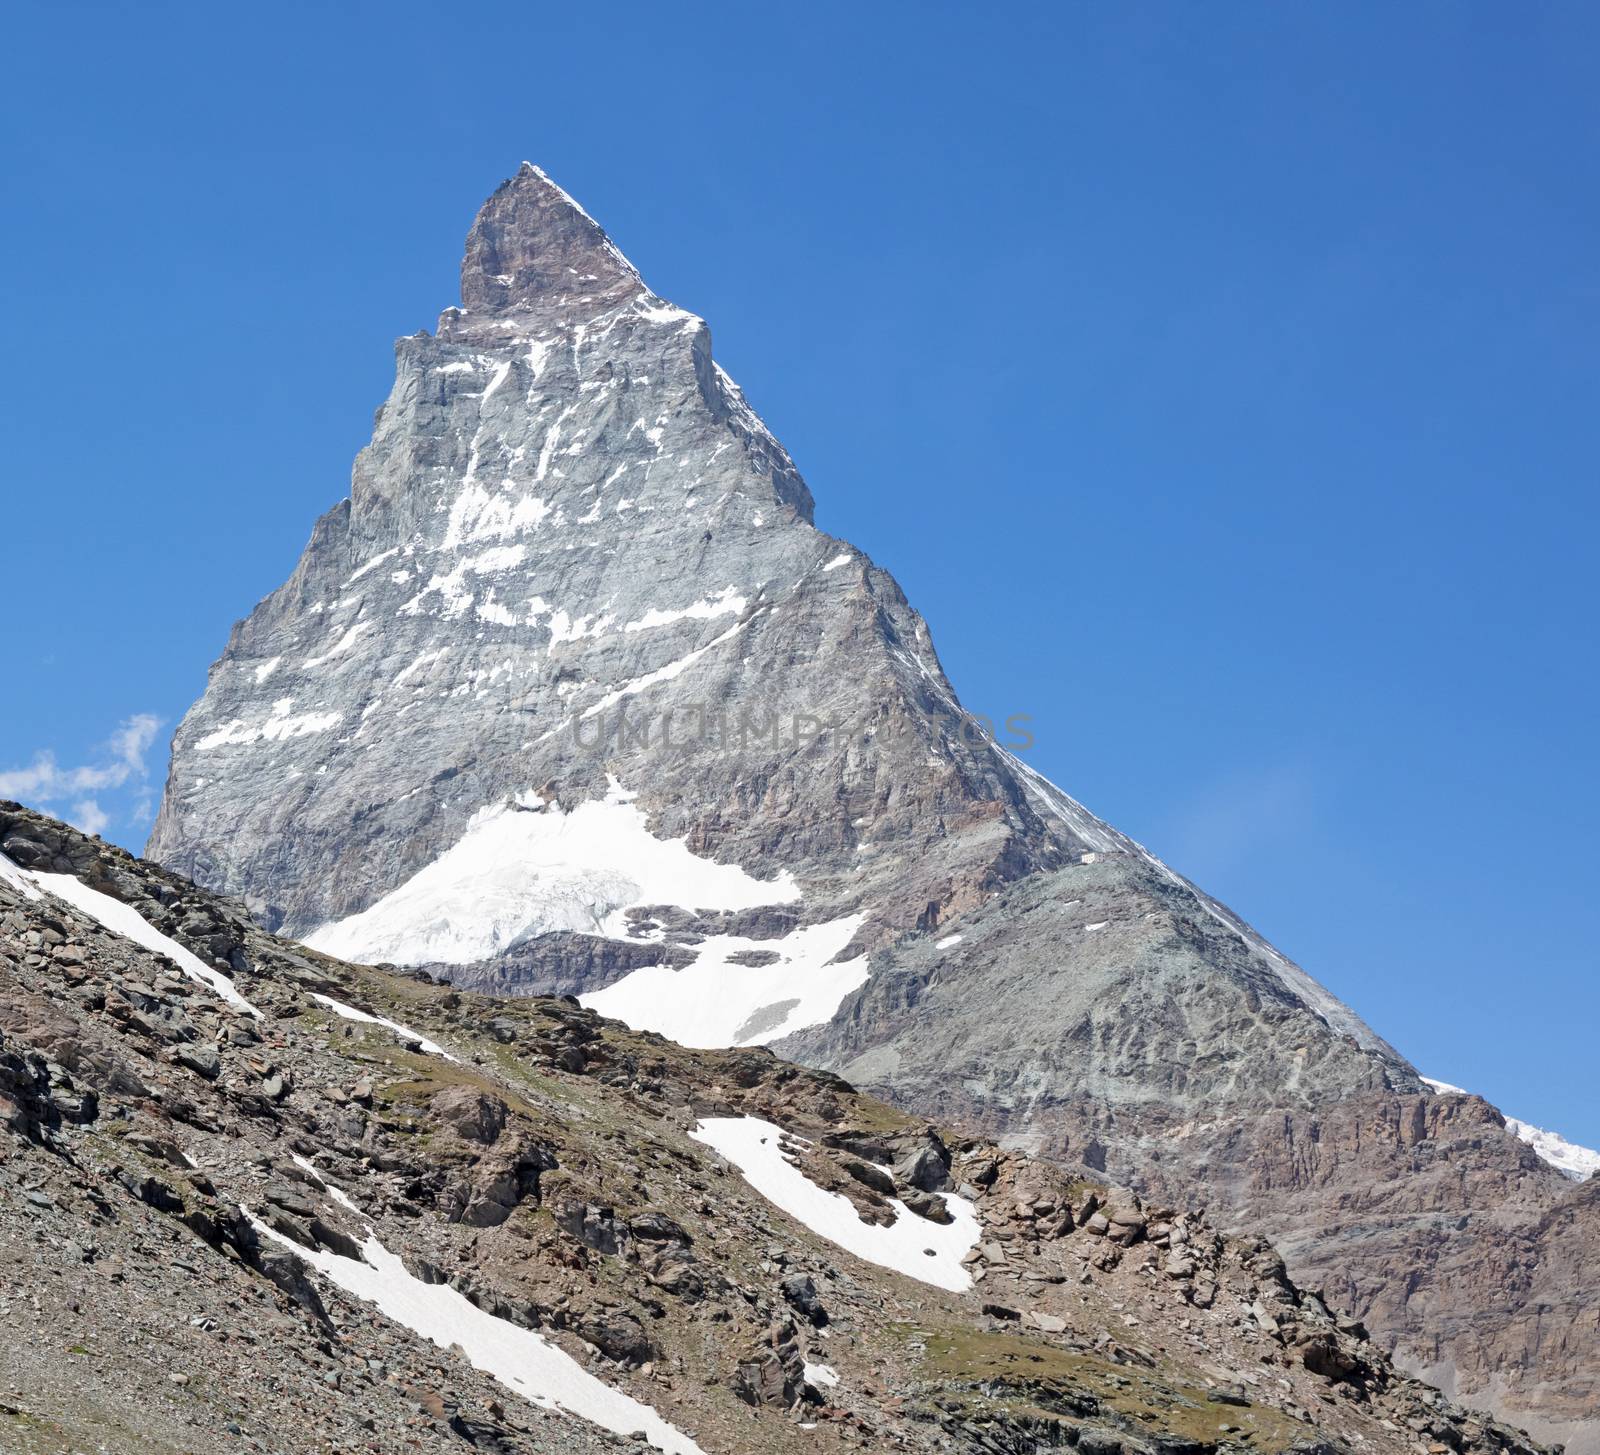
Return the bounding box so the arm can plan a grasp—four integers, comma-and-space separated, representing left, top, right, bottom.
840, 1093, 920, 1136
904, 1324, 1306, 1452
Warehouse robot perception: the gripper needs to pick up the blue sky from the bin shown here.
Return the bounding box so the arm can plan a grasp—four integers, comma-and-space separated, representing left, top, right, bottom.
3, 3, 1596, 1145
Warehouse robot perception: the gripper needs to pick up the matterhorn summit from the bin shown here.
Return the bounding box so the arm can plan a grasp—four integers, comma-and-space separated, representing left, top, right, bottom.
150, 161, 1148, 1044
148, 166, 1599, 1449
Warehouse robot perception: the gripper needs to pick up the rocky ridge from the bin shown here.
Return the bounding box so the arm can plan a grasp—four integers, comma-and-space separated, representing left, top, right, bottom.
0, 802, 1558, 1455
143, 164, 1595, 1447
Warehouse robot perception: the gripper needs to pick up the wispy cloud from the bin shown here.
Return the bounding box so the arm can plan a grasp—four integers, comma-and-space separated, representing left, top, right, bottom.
1152, 760, 1318, 886
0, 714, 163, 836
69, 798, 111, 836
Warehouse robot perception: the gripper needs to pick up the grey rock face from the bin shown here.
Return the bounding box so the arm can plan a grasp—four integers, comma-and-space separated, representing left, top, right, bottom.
150, 164, 1065, 964
149, 162, 1396, 1074
147, 165, 1594, 1445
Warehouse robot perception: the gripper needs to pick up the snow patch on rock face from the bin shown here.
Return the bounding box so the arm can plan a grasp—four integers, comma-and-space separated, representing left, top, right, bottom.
579, 616, 754, 718
289, 1154, 362, 1214
22, 868, 258, 1015
1504, 1117, 1600, 1182
443, 483, 552, 548
634, 297, 702, 329
1423, 1078, 1599, 1181
308, 993, 459, 1063
399, 544, 529, 622
547, 607, 614, 646
252, 1218, 703, 1455
304, 620, 370, 669
346, 548, 401, 583
623, 586, 745, 633
195, 699, 342, 751
300, 780, 798, 967
580, 915, 868, 1048
0, 851, 42, 901
804, 1361, 839, 1389
689, 1117, 978, 1292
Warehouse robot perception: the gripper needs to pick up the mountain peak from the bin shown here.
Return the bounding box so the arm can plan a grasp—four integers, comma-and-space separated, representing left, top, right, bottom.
145, 164, 1596, 1447
458, 162, 644, 318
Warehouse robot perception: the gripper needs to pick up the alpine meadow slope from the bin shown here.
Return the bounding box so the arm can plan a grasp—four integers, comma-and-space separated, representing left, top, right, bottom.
148, 165, 1597, 1449
3, 801, 1557, 1454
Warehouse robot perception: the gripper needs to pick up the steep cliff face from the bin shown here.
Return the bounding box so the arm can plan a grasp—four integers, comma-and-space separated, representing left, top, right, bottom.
149, 165, 1083, 1010
147, 165, 1594, 1447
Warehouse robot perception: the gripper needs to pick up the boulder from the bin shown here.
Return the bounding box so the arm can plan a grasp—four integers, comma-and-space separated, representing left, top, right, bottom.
731, 1318, 807, 1408
893, 1136, 952, 1193
840, 1157, 896, 1198
431, 1085, 508, 1145
780, 1273, 829, 1327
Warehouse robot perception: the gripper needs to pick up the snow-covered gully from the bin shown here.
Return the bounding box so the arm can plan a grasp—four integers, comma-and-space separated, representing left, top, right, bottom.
4, 854, 260, 1015
690, 1116, 979, 1292
252, 1216, 704, 1455
308, 992, 461, 1062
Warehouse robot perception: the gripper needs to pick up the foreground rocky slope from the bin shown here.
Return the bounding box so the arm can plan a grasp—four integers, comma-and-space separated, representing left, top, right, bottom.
781, 884, 1600, 1452
0, 803, 1555, 1455
144, 164, 1594, 1446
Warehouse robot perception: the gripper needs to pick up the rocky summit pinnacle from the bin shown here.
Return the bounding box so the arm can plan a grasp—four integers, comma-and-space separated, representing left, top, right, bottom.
457, 163, 645, 323
148, 165, 1598, 1450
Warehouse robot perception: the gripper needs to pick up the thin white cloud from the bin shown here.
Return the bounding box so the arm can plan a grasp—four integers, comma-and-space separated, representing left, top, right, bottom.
109, 714, 160, 770
1152, 760, 1317, 886
0, 714, 163, 832
69, 799, 111, 837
